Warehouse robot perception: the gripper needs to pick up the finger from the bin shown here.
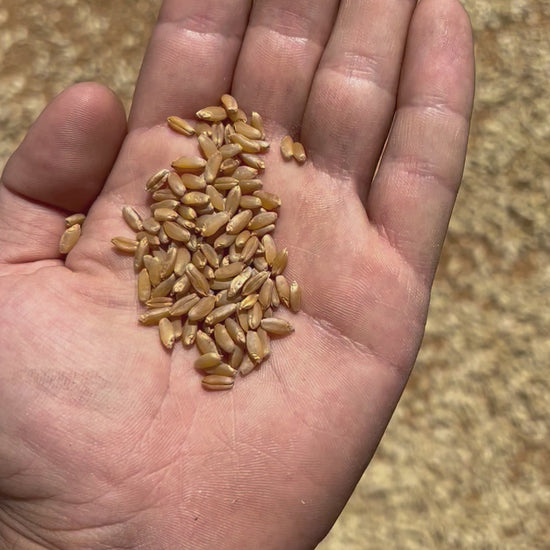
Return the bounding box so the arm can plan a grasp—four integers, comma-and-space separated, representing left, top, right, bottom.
231, 0, 340, 131
367, 0, 475, 282
129, 0, 252, 130
0, 82, 126, 264
302, 0, 416, 194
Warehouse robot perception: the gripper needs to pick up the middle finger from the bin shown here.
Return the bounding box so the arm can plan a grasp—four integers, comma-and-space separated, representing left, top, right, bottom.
232, 0, 340, 133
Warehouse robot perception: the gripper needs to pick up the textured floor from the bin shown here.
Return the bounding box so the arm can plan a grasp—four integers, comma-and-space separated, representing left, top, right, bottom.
1, 1, 548, 549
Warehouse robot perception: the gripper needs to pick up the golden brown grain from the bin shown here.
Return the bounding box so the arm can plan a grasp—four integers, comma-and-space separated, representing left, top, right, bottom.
198, 133, 218, 159
237, 309, 249, 332
153, 208, 178, 222
151, 274, 176, 298
235, 230, 251, 249
289, 281, 302, 312
280, 135, 294, 160
179, 173, 206, 191
188, 295, 216, 322
248, 302, 263, 330
205, 184, 225, 211
111, 236, 139, 253
239, 354, 256, 376
238, 179, 263, 194
201, 375, 234, 390
182, 319, 198, 346
198, 211, 230, 237
206, 363, 237, 377
248, 212, 278, 231
204, 303, 239, 325
181, 191, 210, 207
195, 121, 213, 136
250, 112, 265, 138
185, 263, 210, 296
146, 168, 170, 191
221, 93, 238, 115
226, 209, 253, 234
292, 141, 307, 163
246, 330, 263, 363
229, 133, 261, 153
229, 108, 247, 123
224, 186, 242, 218
163, 221, 191, 242
275, 275, 291, 308
167, 172, 186, 196
239, 293, 259, 310
59, 224, 81, 254
191, 248, 207, 270
230, 346, 245, 369
271, 248, 288, 276
161, 246, 178, 279
159, 317, 176, 349
200, 243, 220, 268
196, 106, 227, 122
144, 255, 162, 286
225, 317, 246, 347
195, 352, 222, 370
253, 190, 281, 210
134, 236, 149, 272
167, 116, 195, 136
258, 278, 273, 309
172, 319, 183, 340
139, 307, 171, 326
240, 235, 260, 263
214, 324, 236, 354
146, 297, 174, 308
232, 165, 258, 181
213, 232, 237, 250
173, 247, 191, 275
240, 154, 265, 171
142, 217, 161, 234
196, 330, 219, 355
253, 256, 269, 272
219, 143, 242, 159
228, 266, 254, 298
242, 271, 270, 296
239, 195, 262, 210
138, 268, 152, 302
65, 213, 86, 227
260, 317, 294, 335
251, 223, 276, 238
172, 156, 207, 173
172, 274, 192, 295
152, 188, 177, 201
257, 327, 271, 360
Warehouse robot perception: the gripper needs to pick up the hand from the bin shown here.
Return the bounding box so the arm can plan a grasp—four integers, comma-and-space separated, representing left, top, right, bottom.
0, 1, 474, 548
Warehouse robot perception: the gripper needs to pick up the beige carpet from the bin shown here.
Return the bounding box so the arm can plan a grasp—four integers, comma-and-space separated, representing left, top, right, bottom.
1, 1, 548, 548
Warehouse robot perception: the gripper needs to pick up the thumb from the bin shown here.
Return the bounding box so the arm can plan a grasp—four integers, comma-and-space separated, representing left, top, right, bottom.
0, 82, 126, 264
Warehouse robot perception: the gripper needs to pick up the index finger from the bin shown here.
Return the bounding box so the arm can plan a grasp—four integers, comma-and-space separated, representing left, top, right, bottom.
129, 0, 252, 130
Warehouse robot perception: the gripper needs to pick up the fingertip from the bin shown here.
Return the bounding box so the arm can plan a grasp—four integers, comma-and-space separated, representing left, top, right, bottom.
406, 0, 475, 117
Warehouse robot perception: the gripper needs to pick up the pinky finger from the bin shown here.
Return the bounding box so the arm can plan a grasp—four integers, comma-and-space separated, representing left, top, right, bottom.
367, 0, 475, 283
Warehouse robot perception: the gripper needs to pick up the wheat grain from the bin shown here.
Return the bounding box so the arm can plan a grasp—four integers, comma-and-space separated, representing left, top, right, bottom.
167, 116, 195, 136
59, 224, 81, 254
65, 213, 86, 227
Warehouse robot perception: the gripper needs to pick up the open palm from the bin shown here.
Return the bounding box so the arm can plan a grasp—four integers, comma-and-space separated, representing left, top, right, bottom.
0, 1, 474, 548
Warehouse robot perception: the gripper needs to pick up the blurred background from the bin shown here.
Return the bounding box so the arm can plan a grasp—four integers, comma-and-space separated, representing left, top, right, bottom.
0, 1, 548, 548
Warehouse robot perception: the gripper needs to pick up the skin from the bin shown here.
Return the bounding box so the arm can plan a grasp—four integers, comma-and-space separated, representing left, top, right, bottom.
0, 0, 474, 548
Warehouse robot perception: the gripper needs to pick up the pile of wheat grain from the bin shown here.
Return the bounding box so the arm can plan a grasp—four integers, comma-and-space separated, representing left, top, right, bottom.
110, 95, 303, 390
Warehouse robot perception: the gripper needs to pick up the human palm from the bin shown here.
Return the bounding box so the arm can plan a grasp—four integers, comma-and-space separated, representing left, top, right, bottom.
0, 1, 474, 548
